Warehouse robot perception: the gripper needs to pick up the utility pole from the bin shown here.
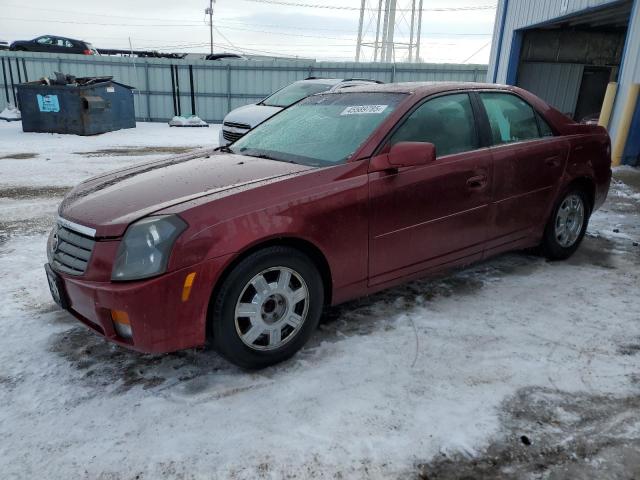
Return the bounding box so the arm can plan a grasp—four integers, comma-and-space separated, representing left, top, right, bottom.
373, 0, 383, 62
205, 0, 215, 55
383, 0, 397, 62
356, 0, 366, 62
408, 0, 416, 62
415, 0, 423, 63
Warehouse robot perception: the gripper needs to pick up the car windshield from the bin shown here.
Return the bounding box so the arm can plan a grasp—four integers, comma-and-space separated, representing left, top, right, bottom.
261, 82, 335, 108
230, 92, 406, 167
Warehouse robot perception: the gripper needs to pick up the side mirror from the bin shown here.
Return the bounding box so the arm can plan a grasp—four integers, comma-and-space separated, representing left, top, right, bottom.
370, 142, 436, 172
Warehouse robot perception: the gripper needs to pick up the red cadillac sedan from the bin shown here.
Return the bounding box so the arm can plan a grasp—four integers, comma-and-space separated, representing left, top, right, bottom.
46, 82, 611, 368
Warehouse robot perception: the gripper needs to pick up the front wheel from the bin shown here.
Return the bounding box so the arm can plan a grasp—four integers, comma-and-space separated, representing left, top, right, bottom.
540, 189, 590, 260
210, 246, 324, 369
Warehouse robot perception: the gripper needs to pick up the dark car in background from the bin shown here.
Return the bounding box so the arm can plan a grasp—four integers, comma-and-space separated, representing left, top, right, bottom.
206, 53, 247, 61
10, 36, 98, 55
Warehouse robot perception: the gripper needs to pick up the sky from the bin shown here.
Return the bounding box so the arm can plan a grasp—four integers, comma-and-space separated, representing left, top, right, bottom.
1, 0, 497, 64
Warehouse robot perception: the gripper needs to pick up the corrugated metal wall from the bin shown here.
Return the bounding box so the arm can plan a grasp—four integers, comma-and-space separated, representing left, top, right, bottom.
0, 51, 487, 123
487, 0, 640, 144
517, 63, 584, 115
488, 0, 621, 83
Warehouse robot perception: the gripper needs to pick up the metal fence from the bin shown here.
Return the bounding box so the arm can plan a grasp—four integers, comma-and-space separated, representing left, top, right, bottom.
0, 51, 488, 123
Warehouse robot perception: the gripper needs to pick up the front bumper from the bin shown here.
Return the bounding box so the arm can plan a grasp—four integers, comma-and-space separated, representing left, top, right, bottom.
48, 255, 233, 353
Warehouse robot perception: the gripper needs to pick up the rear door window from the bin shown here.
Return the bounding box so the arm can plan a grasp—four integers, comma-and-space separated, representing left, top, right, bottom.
388, 93, 478, 157
479, 92, 543, 145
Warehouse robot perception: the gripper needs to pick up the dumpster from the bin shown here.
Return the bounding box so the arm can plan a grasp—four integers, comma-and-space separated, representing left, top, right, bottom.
17, 73, 136, 135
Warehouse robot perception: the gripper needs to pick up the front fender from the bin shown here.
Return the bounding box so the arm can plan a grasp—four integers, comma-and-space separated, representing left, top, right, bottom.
164, 161, 372, 302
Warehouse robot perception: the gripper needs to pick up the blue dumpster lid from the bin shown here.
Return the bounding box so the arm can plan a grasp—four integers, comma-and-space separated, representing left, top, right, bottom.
111, 81, 136, 91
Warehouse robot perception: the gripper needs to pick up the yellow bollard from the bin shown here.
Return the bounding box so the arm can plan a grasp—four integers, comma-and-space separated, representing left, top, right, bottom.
598, 82, 618, 129
612, 83, 640, 167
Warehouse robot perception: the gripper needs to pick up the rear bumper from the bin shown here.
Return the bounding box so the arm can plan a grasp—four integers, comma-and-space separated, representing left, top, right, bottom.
52, 255, 233, 353
594, 168, 612, 212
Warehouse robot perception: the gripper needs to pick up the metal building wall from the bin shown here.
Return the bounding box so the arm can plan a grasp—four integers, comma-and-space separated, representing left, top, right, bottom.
0, 52, 487, 123
615, 0, 640, 129
487, 0, 620, 84
517, 63, 585, 116
487, 0, 640, 146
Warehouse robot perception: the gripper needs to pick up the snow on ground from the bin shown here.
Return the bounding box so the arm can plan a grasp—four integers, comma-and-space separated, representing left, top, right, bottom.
0, 121, 218, 186
0, 121, 639, 479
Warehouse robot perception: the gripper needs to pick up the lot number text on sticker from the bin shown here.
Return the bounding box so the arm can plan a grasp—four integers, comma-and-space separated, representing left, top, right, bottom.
341, 105, 388, 116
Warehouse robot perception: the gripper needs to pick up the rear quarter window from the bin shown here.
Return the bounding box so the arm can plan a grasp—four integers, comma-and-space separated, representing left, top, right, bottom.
480, 92, 542, 145
536, 113, 555, 137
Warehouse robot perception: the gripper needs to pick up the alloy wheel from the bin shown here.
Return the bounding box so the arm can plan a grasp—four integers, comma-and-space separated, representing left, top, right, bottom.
554, 193, 585, 248
234, 267, 309, 351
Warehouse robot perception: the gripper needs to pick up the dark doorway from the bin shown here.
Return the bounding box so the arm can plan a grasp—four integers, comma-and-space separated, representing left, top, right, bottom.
574, 67, 612, 122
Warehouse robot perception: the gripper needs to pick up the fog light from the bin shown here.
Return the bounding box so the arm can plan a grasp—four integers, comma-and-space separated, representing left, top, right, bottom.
111, 310, 133, 339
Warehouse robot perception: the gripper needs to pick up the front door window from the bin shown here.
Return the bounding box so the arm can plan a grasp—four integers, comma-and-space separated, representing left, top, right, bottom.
388, 93, 478, 157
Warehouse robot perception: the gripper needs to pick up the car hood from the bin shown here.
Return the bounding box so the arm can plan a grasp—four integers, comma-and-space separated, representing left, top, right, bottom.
223, 103, 283, 128
59, 149, 312, 238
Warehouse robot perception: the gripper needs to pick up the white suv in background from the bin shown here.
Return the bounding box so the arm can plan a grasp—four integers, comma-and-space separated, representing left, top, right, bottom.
219, 77, 382, 146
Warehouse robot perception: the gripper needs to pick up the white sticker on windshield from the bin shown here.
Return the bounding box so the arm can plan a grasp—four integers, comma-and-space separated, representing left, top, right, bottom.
341, 105, 388, 116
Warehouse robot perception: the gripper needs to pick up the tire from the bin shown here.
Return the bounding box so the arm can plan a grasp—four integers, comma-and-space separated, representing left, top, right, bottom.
540, 188, 591, 260
210, 246, 324, 369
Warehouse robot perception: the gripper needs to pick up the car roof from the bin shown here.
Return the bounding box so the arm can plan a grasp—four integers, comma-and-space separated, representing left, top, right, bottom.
322, 81, 513, 96
294, 78, 344, 86
38, 35, 85, 42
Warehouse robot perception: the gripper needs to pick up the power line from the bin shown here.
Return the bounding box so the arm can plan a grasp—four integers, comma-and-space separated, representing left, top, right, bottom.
3, 2, 205, 24
2, 17, 206, 27
5, 3, 492, 36
461, 40, 492, 63
237, 0, 496, 12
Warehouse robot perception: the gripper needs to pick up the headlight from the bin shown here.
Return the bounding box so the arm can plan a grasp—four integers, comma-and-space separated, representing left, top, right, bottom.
111, 215, 187, 281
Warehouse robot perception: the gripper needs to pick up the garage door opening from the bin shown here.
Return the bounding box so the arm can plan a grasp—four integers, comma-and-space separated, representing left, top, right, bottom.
510, 0, 632, 122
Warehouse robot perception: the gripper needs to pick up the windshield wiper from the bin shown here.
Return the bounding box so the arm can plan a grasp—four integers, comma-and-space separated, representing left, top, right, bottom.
252, 153, 279, 161
245, 153, 298, 164
216, 145, 234, 153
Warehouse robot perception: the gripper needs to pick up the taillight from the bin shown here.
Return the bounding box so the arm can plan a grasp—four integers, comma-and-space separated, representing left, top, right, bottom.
83, 49, 92, 55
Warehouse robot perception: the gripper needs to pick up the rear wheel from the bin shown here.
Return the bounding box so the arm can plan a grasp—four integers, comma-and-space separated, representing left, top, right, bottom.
540, 189, 590, 260
210, 246, 324, 369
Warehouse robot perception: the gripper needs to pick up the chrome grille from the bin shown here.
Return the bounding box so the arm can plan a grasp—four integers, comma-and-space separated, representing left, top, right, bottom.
223, 121, 251, 130
51, 225, 96, 276
223, 129, 246, 143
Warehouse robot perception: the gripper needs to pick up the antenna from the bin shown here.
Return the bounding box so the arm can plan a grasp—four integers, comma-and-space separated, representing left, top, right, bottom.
356, 0, 423, 63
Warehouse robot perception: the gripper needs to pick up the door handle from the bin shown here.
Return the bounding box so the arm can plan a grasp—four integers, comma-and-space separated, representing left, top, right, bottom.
466, 175, 488, 189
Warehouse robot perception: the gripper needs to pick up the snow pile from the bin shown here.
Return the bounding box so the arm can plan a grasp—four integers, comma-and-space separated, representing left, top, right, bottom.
169, 115, 209, 127
0, 104, 21, 122
0, 121, 219, 186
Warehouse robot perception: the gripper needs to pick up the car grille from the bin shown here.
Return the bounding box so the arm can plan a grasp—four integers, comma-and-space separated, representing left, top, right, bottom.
51, 226, 96, 276
222, 129, 246, 143
223, 121, 251, 130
